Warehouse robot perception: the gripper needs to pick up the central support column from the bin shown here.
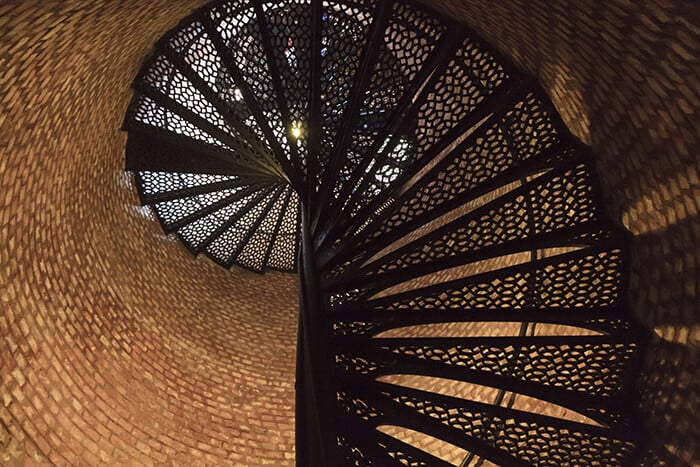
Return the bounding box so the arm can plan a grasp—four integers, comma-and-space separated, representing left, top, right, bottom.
296, 204, 336, 466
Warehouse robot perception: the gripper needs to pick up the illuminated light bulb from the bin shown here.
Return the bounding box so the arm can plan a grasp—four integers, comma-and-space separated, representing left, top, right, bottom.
291, 122, 303, 139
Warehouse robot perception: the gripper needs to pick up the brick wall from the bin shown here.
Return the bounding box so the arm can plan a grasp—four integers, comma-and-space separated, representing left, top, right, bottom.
1, 1, 297, 464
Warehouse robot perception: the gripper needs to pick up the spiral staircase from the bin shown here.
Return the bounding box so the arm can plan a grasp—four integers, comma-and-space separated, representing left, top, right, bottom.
122, 0, 652, 464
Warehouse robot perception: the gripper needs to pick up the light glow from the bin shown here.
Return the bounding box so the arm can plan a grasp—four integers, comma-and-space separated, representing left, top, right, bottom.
291, 121, 303, 139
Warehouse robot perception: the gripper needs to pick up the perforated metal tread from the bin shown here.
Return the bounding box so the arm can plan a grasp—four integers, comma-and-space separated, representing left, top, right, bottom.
123, 0, 650, 465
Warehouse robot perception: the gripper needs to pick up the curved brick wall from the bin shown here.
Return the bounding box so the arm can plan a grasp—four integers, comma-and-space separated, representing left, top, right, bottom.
1, 0, 698, 465
1, 2, 298, 464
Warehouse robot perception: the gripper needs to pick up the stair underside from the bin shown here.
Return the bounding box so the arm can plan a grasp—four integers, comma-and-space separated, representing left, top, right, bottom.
123, 0, 651, 465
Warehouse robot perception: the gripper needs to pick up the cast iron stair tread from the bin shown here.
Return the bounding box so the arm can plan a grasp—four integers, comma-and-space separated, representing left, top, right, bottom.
329, 306, 641, 337
325, 240, 628, 308
157, 183, 270, 234
175, 185, 276, 255
235, 186, 295, 272
124, 121, 267, 177
226, 184, 288, 270
150, 37, 288, 181
132, 82, 283, 179
265, 188, 300, 272
309, 0, 379, 193
255, 0, 315, 183
190, 185, 275, 251
335, 334, 641, 405
337, 380, 637, 466
336, 422, 456, 467
136, 173, 263, 205
324, 155, 608, 289
204, 186, 283, 268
